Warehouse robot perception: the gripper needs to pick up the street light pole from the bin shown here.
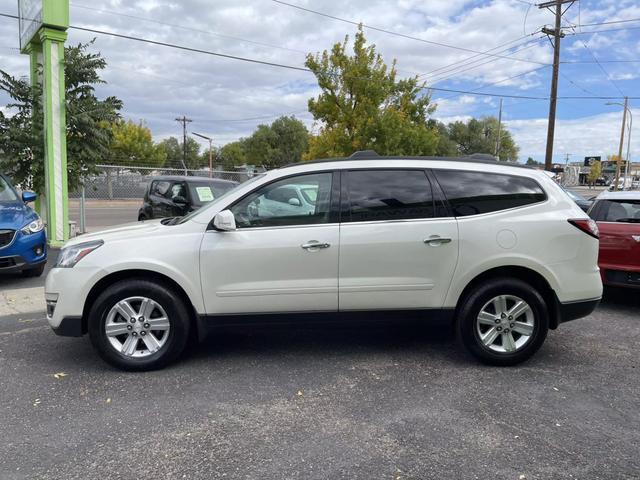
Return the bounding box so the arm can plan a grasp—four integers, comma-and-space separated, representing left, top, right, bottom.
607, 98, 631, 191
192, 132, 214, 178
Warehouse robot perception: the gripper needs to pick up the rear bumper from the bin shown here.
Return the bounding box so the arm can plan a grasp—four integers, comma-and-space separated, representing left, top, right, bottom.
556, 297, 600, 325
600, 266, 640, 289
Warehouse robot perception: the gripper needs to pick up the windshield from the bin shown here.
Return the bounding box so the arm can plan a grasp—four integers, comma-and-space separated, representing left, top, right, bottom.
0, 175, 19, 202
177, 175, 264, 224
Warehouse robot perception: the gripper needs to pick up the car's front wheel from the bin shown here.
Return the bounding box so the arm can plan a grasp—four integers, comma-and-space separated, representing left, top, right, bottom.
88, 279, 191, 371
457, 278, 549, 366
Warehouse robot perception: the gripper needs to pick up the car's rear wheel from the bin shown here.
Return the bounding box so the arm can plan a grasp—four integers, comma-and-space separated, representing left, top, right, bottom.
457, 278, 549, 366
22, 262, 45, 277
88, 279, 191, 371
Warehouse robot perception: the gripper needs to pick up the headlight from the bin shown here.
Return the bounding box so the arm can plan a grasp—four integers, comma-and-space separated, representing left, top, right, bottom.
21, 217, 44, 235
55, 240, 104, 268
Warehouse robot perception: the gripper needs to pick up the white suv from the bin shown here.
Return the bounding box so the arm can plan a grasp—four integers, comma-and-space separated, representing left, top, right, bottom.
45, 154, 603, 371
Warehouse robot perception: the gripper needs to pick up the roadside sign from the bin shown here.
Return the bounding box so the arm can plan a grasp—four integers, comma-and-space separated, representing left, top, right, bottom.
584, 156, 601, 166
18, 0, 43, 49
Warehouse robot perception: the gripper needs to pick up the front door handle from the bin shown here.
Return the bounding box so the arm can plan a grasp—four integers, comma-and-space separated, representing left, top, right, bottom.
301, 240, 331, 251
424, 235, 452, 246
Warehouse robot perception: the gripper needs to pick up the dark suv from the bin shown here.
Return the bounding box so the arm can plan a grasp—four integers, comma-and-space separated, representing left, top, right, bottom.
138, 176, 238, 220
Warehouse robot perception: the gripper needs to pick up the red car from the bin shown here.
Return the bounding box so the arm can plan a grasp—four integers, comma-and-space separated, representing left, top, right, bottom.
588, 191, 640, 288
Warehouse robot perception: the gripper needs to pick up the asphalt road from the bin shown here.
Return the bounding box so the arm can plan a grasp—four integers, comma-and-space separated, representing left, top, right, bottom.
0, 288, 638, 479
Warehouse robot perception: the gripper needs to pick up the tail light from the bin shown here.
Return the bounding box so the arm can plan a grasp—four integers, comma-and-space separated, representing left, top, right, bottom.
568, 219, 599, 239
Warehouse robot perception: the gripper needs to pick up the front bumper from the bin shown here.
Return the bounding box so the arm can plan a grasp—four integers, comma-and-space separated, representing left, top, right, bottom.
51, 316, 84, 337
0, 229, 47, 272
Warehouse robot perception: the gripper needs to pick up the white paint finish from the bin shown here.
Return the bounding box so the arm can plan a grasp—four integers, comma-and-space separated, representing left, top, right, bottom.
50, 42, 64, 241
45, 158, 603, 333
200, 225, 339, 314
338, 218, 459, 310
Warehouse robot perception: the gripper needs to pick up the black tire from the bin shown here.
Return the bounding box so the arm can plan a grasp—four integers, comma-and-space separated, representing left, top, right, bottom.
138, 214, 147, 221
22, 262, 45, 277
457, 277, 549, 366
88, 279, 191, 371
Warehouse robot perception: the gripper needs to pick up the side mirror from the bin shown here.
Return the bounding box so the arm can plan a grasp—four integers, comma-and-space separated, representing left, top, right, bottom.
173, 195, 188, 206
22, 191, 37, 203
213, 210, 236, 231
288, 197, 301, 207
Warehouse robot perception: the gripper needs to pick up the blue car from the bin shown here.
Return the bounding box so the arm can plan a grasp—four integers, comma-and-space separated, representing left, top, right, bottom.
0, 173, 47, 277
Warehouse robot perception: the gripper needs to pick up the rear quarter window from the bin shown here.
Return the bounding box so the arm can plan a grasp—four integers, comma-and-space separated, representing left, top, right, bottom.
433, 170, 546, 217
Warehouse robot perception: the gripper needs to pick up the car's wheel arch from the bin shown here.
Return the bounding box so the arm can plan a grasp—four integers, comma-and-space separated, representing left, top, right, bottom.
453, 265, 561, 329
82, 269, 203, 340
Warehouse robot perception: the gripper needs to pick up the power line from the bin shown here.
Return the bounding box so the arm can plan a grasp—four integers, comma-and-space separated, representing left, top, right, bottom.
575, 17, 640, 28
270, 0, 548, 66
419, 34, 537, 77
578, 38, 625, 97
437, 65, 550, 101
0, 12, 309, 72
2, 12, 637, 103
428, 38, 547, 85
70, 2, 307, 55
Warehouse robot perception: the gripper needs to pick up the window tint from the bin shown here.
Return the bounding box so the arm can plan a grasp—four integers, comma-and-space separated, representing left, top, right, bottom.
169, 183, 186, 199
345, 170, 434, 222
152, 181, 171, 197
593, 199, 640, 223
230, 173, 332, 228
433, 170, 546, 216
0, 176, 18, 202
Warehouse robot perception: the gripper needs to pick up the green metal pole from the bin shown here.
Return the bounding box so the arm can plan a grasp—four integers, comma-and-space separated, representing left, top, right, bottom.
38, 27, 69, 246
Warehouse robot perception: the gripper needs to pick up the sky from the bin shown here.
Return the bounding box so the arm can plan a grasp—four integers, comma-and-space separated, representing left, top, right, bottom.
1, 0, 639, 164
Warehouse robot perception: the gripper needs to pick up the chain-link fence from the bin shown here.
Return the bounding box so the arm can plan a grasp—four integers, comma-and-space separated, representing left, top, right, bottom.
72, 165, 256, 200
69, 165, 262, 234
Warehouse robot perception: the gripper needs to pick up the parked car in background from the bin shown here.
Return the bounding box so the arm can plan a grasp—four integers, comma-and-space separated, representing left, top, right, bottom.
138, 176, 238, 220
0, 173, 47, 277
562, 187, 593, 212
588, 191, 640, 289
45, 153, 602, 371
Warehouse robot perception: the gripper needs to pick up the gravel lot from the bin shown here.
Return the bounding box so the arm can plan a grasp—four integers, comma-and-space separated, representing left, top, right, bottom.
0, 286, 638, 479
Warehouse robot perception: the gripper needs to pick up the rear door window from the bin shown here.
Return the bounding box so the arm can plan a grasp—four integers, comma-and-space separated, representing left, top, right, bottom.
592, 199, 640, 223
433, 170, 546, 217
343, 170, 435, 222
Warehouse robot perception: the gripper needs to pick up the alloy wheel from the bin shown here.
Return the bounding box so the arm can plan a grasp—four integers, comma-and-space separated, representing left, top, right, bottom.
104, 296, 170, 358
475, 294, 535, 354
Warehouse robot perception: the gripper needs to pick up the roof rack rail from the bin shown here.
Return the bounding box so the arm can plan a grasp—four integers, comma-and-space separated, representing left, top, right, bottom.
349, 150, 380, 159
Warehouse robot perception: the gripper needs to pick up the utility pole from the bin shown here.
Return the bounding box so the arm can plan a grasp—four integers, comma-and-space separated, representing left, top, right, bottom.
539, 0, 573, 171
614, 96, 629, 191
175, 115, 192, 174
495, 98, 503, 161
192, 132, 214, 178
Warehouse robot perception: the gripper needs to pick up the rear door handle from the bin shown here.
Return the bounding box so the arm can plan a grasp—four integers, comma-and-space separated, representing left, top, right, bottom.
301, 240, 331, 250
424, 236, 452, 246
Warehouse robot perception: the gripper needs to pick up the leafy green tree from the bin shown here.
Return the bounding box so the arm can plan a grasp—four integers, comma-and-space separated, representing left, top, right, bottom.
444, 117, 519, 161
429, 120, 458, 157
217, 141, 247, 170
244, 116, 308, 168
106, 119, 166, 170
526, 157, 542, 166
158, 136, 202, 170
0, 41, 122, 193
587, 160, 602, 184
305, 26, 438, 159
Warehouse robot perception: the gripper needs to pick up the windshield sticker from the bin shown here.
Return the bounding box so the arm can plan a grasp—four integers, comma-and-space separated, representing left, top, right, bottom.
195, 186, 214, 202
